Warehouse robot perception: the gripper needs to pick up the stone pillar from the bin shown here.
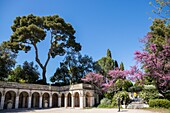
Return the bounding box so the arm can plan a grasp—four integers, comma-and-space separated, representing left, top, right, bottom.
15, 96, 19, 109
58, 96, 61, 107
80, 96, 84, 109
72, 95, 74, 108
0, 96, 5, 110
83, 96, 86, 108
91, 96, 95, 107
39, 95, 42, 108
28, 96, 31, 108
49, 94, 52, 108
64, 97, 67, 108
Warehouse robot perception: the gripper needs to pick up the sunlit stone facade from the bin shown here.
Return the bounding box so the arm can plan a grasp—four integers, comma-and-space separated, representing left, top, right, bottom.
0, 81, 99, 110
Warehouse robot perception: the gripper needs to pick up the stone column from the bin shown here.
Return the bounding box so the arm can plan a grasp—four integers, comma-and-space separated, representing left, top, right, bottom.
0, 96, 5, 110
39, 95, 42, 108
91, 96, 95, 107
15, 96, 19, 109
80, 96, 84, 109
28, 95, 31, 108
64, 97, 67, 108
58, 96, 61, 107
83, 96, 86, 108
72, 95, 74, 108
49, 94, 52, 108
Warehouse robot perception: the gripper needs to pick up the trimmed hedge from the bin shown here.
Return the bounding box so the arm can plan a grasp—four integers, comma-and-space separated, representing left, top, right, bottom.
149, 99, 170, 109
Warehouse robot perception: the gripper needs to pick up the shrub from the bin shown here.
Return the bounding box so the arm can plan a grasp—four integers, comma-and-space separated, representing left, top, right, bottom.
97, 98, 113, 108
97, 104, 113, 108
149, 99, 170, 109
139, 85, 159, 103
112, 91, 130, 107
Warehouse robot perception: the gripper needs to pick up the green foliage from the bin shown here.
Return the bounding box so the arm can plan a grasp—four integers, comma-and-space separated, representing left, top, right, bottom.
51, 51, 94, 85
128, 86, 143, 92
104, 92, 114, 100
107, 49, 112, 58
7, 14, 81, 84
149, 99, 170, 108
145, 19, 170, 51
97, 98, 113, 108
112, 91, 130, 107
149, 0, 170, 21
139, 85, 160, 103
119, 62, 124, 70
115, 79, 133, 92
95, 49, 114, 76
0, 42, 16, 80
97, 104, 113, 108
114, 60, 119, 68
8, 61, 39, 83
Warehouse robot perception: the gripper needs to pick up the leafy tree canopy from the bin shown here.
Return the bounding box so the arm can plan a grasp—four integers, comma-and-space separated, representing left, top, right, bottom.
0, 42, 16, 80
50, 51, 94, 85
8, 61, 39, 83
6, 14, 81, 84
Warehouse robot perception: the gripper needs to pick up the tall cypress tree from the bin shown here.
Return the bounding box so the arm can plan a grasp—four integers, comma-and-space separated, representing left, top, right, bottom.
107, 49, 112, 58
120, 62, 124, 70
114, 60, 119, 68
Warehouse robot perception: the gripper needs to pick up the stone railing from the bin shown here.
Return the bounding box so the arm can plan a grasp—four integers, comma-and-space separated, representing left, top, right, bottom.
0, 81, 59, 91
0, 81, 94, 91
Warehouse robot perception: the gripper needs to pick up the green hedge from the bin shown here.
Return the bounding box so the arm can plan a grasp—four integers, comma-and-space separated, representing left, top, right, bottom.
149, 99, 170, 109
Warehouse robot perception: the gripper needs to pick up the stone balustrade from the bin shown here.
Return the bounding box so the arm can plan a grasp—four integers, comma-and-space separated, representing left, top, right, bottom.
0, 81, 98, 110
0, 81, 94, 91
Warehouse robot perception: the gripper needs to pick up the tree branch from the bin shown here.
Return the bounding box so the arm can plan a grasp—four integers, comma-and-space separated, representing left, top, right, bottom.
32, 41, 44, 69
44, 30, 53, 68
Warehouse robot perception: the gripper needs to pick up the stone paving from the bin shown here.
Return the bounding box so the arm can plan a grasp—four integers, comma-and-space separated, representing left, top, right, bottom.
1, 108, 168, 113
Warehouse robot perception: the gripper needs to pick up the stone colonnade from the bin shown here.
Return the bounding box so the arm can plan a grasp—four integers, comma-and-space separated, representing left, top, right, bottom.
0, 81, 98, 110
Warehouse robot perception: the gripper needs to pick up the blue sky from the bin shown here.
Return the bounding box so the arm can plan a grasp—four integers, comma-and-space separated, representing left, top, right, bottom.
0, 0, 155, 82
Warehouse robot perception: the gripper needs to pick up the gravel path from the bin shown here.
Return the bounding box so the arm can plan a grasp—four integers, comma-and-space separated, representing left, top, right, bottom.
0, 108, 167, 113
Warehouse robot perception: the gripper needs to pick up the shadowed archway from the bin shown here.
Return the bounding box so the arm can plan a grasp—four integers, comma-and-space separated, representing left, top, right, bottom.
4, 91, 16, 109
31, 92, 40, 108
42, 93, 50, 108
74, 92, 79, 107
19, 91, 29, 108
52, 93, 58, 107
67, 93, 72, 107
86, 92, 91, 107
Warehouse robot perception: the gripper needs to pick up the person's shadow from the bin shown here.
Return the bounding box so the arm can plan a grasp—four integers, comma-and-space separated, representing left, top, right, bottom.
118, 110, 128, 112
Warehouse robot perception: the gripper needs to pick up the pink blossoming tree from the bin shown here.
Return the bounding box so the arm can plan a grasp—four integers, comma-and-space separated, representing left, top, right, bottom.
133, 35, 170, 97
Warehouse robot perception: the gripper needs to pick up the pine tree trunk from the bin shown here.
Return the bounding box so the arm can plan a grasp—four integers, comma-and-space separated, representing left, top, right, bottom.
42, 68, 47, 84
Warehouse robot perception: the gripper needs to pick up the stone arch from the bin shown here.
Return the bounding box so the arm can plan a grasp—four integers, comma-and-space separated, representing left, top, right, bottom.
4, 90, 16, 109
67, 93, 72, 107
42, 92, 50, 108
31, 92, 40, 108
52, 93, 58, 107
19, 91, 29, 108
85, 92, 91, 107
74, 92, 79, 107
61, 93, 65, 107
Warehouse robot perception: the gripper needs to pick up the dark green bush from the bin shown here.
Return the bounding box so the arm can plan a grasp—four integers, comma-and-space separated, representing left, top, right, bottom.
149, 99, 170, 109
